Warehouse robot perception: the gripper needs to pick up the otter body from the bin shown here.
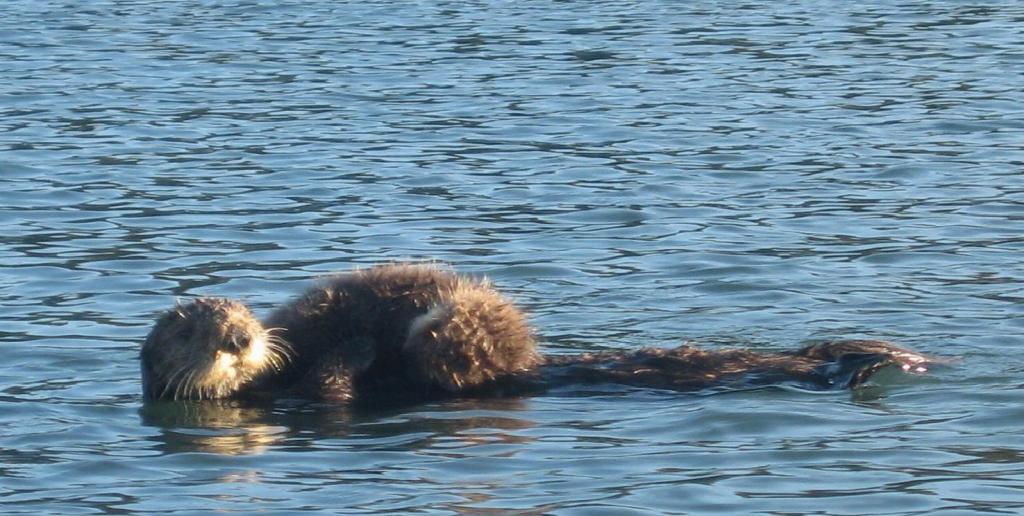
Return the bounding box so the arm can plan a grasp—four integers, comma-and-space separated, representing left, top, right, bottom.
261, 264, 540, 402
142, 263, 539, 402
141, 263, 934, 403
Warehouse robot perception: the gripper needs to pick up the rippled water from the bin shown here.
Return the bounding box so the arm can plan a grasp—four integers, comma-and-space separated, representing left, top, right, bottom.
3, 1, 1023, 513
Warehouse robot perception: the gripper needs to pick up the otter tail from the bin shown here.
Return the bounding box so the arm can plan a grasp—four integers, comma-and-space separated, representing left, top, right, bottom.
798, 340, 942, 389
403, 281, 540, 393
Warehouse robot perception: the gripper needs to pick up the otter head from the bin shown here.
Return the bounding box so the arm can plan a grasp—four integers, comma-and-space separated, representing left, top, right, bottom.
141, 298, 290, 400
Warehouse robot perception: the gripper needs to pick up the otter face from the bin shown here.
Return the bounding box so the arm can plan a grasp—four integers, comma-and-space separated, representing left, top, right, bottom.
141, 298, 290, 400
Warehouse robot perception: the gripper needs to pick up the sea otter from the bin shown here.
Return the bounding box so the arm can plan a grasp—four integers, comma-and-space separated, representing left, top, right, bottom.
141, 263, 935, 403
142, 263, 540, 402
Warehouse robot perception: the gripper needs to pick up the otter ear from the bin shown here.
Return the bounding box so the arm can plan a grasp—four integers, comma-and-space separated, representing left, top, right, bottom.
171, 298, 193, 318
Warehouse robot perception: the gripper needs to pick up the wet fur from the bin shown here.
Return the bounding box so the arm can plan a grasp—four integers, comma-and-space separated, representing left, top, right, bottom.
141, 298, 291, 400
534, 339, 929, 392
142, 264, 540, 401
142, 263, 934, 402
263, 263, 541, 402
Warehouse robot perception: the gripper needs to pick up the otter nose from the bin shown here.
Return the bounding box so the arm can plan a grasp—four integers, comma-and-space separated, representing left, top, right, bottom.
224, 328, 250, 354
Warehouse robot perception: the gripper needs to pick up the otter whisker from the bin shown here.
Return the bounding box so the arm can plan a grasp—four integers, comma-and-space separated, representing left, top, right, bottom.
161, 363, 193, 400
267, 344, 290, 371
263, 336, 293, 372
187, 372, 200, 401
179, 368, 200, 401
172, 369, 187, 401
272, 342, 294, 363
263, 352, 280, 372
184, 364, 205, 400
158, 368, 180, 399
159, 378, 176, 400
266, 333, 294, 360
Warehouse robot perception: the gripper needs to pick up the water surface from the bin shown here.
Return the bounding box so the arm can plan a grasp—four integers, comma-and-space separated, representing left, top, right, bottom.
2, 1, 1023, 514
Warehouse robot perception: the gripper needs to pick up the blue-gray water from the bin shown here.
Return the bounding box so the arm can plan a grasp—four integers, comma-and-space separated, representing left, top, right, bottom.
2, 1, 1023, 513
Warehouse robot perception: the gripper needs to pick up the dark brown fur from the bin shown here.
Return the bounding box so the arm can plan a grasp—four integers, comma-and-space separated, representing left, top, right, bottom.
142, 263, 934, 403
142, 263, 540, 401
532, 339, 931, 392
262, 263, 541, 402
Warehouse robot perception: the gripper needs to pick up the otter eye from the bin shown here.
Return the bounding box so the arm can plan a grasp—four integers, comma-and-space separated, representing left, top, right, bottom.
225, 328, 249, 353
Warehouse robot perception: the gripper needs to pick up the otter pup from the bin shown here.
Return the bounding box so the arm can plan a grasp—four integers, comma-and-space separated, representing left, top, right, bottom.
142, 263, 540, 401
141, 263, 935, 403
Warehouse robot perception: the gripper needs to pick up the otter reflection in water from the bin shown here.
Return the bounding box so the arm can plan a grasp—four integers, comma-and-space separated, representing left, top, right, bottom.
141, 263, 935, 403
